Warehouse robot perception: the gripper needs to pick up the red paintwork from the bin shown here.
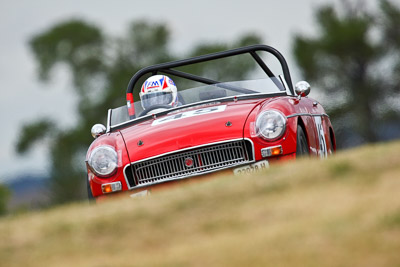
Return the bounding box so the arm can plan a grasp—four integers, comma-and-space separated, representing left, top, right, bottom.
120, 99, 262, 162
86, 95, 335, 198
126, 93, 135, 117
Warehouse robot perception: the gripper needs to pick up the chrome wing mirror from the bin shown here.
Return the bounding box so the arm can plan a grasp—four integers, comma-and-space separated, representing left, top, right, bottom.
295, 81, 311, 99
91, 124, 106, 139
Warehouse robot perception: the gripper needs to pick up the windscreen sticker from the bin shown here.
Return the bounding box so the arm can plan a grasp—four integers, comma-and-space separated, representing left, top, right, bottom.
152, 105, 227, 126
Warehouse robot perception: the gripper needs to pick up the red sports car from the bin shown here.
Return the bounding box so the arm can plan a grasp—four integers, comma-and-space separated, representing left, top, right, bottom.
85, 45, 336, 200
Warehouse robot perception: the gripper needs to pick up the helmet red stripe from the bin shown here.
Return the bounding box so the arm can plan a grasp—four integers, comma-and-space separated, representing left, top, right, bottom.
162, 76, 168, 89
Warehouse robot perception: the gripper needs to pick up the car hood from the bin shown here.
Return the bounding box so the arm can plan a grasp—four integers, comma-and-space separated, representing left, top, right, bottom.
119, 99, 264, 162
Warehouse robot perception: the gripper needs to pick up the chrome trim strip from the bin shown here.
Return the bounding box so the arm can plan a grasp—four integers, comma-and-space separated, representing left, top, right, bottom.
123, 163, 135, 187
131, 138, 245, 165
244, 138, 255, 162
106, 109, 112, 133
279, 74, 292, 96
286, 113, 329, 119
126, 163, 246, 190
123, 138, 255, 190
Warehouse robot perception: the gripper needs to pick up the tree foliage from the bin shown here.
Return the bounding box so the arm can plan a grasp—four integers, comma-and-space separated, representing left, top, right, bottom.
17, 19, 261, 204
16, 120, 55, 154
293, 0, 400, 146
0, 185, 10, 216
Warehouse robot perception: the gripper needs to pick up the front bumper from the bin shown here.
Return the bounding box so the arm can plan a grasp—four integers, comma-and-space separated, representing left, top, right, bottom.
92, 151, 296, 202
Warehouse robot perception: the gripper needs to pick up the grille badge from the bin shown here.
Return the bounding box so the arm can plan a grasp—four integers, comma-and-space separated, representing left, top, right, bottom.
184, 157, 194, 168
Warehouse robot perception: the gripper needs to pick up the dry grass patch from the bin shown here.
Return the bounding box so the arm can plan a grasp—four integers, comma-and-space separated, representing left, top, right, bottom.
1, 141, 400, 266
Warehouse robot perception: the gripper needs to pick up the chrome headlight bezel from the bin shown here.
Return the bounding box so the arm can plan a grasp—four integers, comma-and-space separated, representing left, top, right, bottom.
88, 145, 118, 178
255, 110, 287, 141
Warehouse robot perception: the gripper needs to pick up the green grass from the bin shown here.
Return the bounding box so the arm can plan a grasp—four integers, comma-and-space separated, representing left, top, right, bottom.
1, 141, 400, 267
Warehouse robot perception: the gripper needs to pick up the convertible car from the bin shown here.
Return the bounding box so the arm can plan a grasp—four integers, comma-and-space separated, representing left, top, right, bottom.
85, 44, 335, 200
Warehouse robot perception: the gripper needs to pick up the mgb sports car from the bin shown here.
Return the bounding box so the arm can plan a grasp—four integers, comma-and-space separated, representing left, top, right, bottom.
85, 44, 336, 200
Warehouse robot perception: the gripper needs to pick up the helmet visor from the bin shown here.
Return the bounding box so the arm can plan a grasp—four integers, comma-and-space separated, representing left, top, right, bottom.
141, 92, 173, 110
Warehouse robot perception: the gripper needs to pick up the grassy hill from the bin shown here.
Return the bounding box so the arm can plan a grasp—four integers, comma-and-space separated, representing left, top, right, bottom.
1, 141, 400, 267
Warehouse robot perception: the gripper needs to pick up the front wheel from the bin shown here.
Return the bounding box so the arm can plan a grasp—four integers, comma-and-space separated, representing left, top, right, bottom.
328, 133, 335, 155
296, 125, 309, 157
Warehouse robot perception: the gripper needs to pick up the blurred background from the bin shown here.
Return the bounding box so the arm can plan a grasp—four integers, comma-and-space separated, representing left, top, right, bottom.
0, 0, 399, 214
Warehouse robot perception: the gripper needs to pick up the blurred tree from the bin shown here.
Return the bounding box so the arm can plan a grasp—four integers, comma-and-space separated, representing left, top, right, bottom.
0, 185, 10, 216
293, 0, 400, 146
16, 19, 261, 204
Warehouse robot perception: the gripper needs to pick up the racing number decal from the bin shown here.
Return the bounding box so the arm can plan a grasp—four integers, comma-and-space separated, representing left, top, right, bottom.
152, 105, 227, 126
314, 116, 328, 158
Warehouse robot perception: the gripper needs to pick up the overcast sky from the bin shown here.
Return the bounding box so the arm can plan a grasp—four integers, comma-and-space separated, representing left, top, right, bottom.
0, 0, 375, 183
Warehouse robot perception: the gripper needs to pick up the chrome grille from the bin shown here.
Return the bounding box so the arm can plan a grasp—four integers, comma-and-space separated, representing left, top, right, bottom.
125, 140, 253, 187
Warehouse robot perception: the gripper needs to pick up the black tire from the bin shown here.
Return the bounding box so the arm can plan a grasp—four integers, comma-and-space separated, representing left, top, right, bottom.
296, 125, 309, 157
328, 133, 335, 155
87, 177, 95, 202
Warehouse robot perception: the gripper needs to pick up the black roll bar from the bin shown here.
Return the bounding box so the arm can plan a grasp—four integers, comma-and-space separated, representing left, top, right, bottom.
126, 44, 294, 97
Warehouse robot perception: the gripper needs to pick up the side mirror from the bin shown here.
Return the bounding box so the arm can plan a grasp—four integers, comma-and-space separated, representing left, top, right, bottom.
91, 124, 106, 139
295, 81, 311, 98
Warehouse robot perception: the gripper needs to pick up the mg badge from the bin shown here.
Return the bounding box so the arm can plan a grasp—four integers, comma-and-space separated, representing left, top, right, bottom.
184, 157, 194, 168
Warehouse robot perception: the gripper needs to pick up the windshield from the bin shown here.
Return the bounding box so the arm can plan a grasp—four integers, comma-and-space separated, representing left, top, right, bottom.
109, 77, 286, 128
109, 46, 294, 129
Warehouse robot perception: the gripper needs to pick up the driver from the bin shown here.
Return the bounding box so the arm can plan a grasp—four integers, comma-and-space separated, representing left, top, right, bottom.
139, 75, 178, 113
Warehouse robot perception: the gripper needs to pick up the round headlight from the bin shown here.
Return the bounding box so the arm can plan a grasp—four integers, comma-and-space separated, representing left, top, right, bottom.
88, 146, 118, 177
255, 110, 287, 140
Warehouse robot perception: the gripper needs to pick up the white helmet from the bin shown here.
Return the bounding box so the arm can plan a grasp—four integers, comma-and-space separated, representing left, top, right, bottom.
139, 75, 178, 110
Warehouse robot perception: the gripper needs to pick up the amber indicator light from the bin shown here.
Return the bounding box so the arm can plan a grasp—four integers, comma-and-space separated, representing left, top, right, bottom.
103, 184, 113, 193
261, 145, 283, 158
271, 147, 282, 156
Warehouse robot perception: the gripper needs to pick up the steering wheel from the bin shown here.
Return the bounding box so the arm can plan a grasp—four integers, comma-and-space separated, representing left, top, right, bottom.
139, 104, 172, 117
